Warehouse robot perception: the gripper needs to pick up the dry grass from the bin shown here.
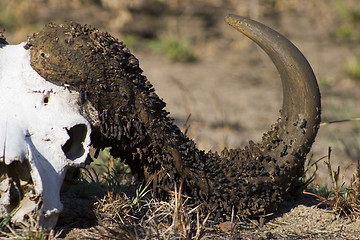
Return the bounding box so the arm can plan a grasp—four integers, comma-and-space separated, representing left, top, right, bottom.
0, 216, 60, 240
304, 147, 360, 222
1, 146, 360, 239
62, 180, 212, 239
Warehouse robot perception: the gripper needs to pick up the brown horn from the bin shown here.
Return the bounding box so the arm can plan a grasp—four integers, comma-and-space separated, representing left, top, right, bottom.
203, 15, 321, 216
26, 18, 321, 219
225, 15, 321, 157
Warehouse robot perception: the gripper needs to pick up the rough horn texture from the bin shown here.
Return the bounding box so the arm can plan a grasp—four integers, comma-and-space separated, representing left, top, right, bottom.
25, 15, 321, 219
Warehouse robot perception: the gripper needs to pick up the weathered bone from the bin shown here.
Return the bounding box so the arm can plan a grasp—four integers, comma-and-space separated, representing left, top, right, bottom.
0, 43, 91, 229
0, 14, 321, 228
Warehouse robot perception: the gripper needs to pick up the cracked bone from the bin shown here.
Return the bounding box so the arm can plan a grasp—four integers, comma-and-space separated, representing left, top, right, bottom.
0, 43, 91, 229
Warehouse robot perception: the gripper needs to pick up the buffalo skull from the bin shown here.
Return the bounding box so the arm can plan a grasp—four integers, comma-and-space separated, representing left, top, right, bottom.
0, 14, 321, 229
0, 41, 92, 228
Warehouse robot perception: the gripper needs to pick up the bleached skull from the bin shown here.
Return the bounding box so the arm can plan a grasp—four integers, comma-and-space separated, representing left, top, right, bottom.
0, 43, 91, 229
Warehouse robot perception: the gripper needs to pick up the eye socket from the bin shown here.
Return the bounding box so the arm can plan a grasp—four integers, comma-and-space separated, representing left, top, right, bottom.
62, 124, 87, 160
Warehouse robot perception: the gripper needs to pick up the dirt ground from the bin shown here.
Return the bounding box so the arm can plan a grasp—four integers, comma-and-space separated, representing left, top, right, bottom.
1, 0, 360, 239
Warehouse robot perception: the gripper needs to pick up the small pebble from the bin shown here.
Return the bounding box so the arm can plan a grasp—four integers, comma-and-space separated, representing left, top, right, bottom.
218, 221, 235, 233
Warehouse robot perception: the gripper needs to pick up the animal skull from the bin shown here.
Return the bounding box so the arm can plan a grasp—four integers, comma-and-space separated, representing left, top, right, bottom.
0, 14, 321, 229
0, 43, 91, 229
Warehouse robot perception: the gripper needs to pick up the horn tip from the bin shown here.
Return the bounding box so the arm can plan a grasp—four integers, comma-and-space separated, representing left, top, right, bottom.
225, 14, 255, 35
225, 14, 247, 26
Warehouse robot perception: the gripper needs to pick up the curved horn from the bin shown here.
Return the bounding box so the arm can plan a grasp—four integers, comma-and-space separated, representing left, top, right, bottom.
225, 15, 321, 157
26, 17, 321, 219
206, 15, 321, 216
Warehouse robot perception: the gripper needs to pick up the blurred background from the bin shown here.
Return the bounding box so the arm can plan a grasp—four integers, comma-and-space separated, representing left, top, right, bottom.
1, 0, 360, 187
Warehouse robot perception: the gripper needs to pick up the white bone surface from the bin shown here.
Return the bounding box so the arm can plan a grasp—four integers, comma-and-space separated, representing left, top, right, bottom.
0, 43, 91, 228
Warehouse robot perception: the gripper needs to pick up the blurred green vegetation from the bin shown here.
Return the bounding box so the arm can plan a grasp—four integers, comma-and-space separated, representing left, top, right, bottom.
346, 55, 360, 81
0, 9, 15, 30
147, 33, 196, 62
333, 0, 360, 42
1, 0, 358, 60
